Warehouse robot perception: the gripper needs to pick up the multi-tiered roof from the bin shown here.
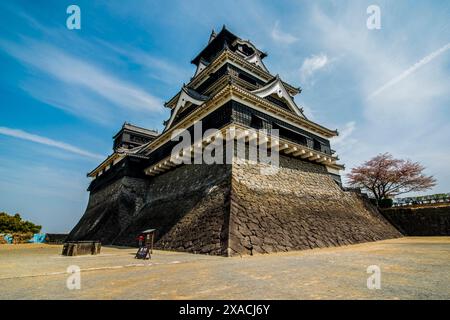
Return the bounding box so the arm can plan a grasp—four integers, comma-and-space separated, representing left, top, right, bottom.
87, 26, 343, 191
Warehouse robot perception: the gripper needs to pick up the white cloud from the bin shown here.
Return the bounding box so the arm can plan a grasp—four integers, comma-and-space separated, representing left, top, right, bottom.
368, 42, 450, 100
19, 79, 116, 125
0, 39, 164, 123
270, 21, 298, 45
299, 53, 329, 82
0, 126, 103, 160
330, 121, 358, 154
0, 159, 89, 232
99, 41, 190, 85
309, 5, 450, 194
301, 104, 316, 120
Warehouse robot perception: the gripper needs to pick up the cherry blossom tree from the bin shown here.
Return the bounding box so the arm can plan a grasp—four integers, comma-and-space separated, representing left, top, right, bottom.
347, 153, 436, 204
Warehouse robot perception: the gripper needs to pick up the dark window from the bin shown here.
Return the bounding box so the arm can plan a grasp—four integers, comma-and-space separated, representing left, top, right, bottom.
272, 122, 307, 146
238, 72, 257, 85
265, 95, 290, 111
240, 44, 255, 56
250, 115, 263, 129
313, 139, 321, 151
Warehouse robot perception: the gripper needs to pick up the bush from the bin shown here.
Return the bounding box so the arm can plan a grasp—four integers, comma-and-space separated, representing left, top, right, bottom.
378, 198, 393, 208
0, 212, 41, 234
12, 232, 34, 244
0, 235, 8, 244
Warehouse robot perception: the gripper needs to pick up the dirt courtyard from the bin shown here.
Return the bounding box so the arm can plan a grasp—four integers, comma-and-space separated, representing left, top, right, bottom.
0, 237, 449, 299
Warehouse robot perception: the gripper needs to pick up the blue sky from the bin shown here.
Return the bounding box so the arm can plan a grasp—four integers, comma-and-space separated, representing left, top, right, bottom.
0, 0, 449, 232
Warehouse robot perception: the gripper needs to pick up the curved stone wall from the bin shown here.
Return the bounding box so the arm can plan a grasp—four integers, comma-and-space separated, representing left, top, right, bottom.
227, 156, 402, 256
67, 176, 149, 243
69, 156, 402, 256
114, 164, 231, 255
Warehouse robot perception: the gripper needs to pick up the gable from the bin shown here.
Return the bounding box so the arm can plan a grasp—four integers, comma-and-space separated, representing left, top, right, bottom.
163, 87, 209, 131
251, 76, 306, 118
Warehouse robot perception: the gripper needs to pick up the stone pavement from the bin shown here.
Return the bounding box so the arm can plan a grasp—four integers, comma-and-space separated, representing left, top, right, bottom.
0, 237, 449, 299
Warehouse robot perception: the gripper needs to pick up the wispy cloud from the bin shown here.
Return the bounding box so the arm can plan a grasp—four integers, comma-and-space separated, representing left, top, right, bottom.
299, 53, 329, 82
301, 103, 316, 121
368, 42, 450, 100
0, 38, 164, 124
0, 126, 103, 160
330, 121, 357, 151
309, 4, 450, 194
99, 41, 190, 85
270, 21, 298, 45
0, 158, 89, 232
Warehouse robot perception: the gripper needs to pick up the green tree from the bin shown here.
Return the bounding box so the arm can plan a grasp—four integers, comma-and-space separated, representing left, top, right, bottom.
0, 212, 42, 234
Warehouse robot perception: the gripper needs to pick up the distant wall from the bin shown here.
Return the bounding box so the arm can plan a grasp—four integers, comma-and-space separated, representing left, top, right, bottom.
45, 234, 68, 244
381, 206, 450, 236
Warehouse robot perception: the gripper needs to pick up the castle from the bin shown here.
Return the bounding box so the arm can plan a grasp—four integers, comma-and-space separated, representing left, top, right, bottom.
68, 27, 401, 256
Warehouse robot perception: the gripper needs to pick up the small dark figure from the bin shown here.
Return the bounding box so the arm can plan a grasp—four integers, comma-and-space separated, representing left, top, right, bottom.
137, 235, 144, 248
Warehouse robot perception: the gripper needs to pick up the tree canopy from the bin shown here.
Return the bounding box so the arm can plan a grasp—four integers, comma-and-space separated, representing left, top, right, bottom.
0, 212, 42, 234
347, 153, 436, 203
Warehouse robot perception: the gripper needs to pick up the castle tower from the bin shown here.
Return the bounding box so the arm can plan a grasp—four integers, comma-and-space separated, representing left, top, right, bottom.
68, 27, 401, 255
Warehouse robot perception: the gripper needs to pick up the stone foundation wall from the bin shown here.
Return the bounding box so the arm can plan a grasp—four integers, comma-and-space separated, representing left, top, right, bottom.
381, 206, 450, 236
70, 155, 402, 256
227, 156, 402, 256
67, 176, 150, 243
114, 164, 231, 255
69, 164, 231, 255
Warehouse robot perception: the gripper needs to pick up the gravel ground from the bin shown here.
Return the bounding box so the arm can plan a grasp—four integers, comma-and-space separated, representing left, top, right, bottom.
0, 237, 449, 300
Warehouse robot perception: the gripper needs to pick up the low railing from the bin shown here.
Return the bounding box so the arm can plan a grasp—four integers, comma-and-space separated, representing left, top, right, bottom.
392, 193, 450, 207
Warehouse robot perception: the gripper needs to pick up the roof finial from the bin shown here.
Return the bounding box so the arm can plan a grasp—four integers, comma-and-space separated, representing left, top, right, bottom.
208, 28, 217, 43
